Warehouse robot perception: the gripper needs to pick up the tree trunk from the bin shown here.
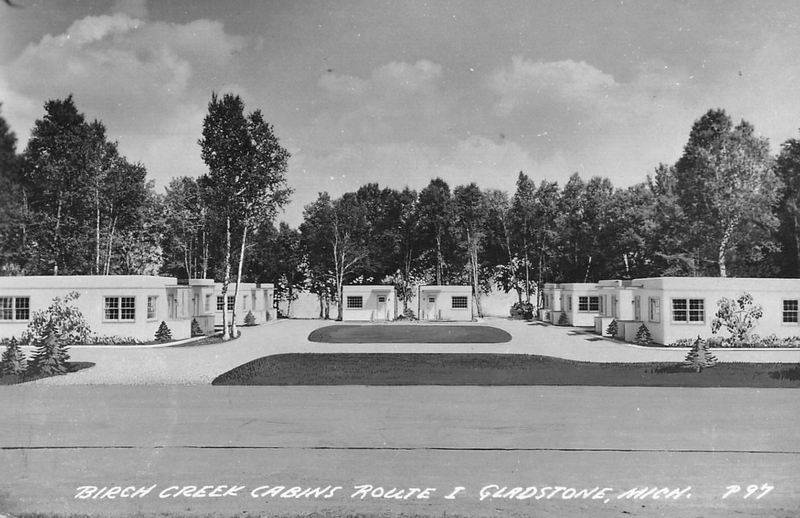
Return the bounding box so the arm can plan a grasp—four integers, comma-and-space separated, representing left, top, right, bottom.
201, 209, 209, 279
221, 216, 231, 340
503, 219, 521, 303
318, 293, 324, 318
231, 224, 248, 339
793, 211, 800, 276
336, 274, 344, 321
584, 255, 592, 283
523, 232, 530, 303
54, 194, 62, 275
467, 228, 483, 318
104, 215, 117, 275
95, 190, 100, 275
718, 218, 738, 278
435, 232, 443, 285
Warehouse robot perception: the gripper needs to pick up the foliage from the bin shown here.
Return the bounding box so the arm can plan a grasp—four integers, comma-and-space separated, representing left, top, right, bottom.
154, 321, 172, 343
244, 310, 257, 326
776, 135, 800, 276
711, 293, 763, 345
453, 183, 488, 317
673, 109, 781, 277
199, 92, 291, 338
190, 318, 203, 337
509, 301, 534, 320
558, 312, 568, 326
19, 96, 152, 275
606, 319, 618, 337
26, 292, 89, 375
684, 336, 718, 372
0, 336, 26, 375
635, 324, 652, 345
85, 335, 146, 345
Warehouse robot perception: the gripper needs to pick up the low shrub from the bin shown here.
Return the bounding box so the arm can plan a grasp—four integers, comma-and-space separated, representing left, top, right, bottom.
606, 319, 618, 337
191, 318, 204, 337
684, 336, 718, 372
509, 301, 534, 320
396, 308, 417, 321
86, 335, 146, 345
635, 324, 652, 345
155, 321, 172, 343
26, 292, 89, 376
558, 312, 568, 326
244, 311, 257, 326
666, 335, 800, 348
0, 336, 27, 375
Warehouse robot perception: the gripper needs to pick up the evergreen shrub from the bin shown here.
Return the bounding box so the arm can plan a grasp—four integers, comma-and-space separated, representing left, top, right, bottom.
155, 321, 172, 343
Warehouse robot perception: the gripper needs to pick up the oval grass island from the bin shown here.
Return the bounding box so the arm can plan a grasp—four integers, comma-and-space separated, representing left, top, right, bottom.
307, 324, 512, 344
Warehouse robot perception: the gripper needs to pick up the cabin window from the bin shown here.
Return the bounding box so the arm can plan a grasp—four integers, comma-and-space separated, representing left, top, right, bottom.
216, 296, 224, 311
648, 297, 661, 322
0, 296, 29, 321
452, 296, 468, 309
347, 296, 363, 309
147, 296, 157, 320
105, 296, 135, 321
783, 300, 799, 323
377, 296, 386, 303
672, 298, 704, 323
578, 296, 600, 312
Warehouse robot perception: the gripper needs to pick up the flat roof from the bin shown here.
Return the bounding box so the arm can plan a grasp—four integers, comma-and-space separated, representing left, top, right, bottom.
0, 275, 178, 289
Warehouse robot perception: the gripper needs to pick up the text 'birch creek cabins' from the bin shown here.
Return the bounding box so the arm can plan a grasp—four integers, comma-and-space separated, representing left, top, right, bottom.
3, 275, 800, 345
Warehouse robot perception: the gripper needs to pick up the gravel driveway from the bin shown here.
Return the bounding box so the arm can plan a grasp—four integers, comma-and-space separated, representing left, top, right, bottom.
24, 318, 800, 385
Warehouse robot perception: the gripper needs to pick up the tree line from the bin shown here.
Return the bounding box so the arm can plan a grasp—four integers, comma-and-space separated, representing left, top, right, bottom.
2, 97, 800, 320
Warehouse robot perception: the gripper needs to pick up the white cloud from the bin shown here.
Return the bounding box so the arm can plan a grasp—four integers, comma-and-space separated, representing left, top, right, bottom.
319, 59, 442, 98
111, 0, 149, 19
3, 8, 246, 186
318, 73, 368, 96
489, 57, 617, 115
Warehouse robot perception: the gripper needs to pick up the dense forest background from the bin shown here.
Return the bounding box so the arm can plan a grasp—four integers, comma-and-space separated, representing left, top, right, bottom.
2, 95, 800, 316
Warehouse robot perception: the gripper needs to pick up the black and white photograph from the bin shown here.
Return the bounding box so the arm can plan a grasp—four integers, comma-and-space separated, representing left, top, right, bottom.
1, 1, 799, 517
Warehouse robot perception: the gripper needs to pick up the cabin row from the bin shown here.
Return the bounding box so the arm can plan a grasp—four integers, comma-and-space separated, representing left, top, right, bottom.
541, 277, 800, 345
0, 276, 274, 341
0, 277, 477, 342
340, 285, 474, 321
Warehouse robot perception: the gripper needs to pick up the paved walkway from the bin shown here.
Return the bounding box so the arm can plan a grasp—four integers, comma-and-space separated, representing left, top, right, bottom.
26, 318, 800, 385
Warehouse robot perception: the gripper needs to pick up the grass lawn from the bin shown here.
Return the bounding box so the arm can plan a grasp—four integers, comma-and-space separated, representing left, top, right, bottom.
212, 353, 800, 387
0, 362, 94, 385
308, 324, 512, 343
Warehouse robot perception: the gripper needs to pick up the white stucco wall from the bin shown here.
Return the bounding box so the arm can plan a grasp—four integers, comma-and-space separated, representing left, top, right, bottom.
0, 275, 190, 341
342, 285, 396, 321
417, 286, 474, 321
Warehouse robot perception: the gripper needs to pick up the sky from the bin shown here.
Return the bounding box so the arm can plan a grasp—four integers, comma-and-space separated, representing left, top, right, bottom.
1, 0, 800, 226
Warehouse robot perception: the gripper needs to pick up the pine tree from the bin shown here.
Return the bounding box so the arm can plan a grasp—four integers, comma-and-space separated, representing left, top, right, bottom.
190, 318, 203, 337
29, 325, 71, 376
684, 336, 718, 372
606, 319, 618, 337
155, 321, 172, 343
26, 292, 88, 376
1, 336, 27, 376
244, 310, 256, 326
635, 324, 652, 345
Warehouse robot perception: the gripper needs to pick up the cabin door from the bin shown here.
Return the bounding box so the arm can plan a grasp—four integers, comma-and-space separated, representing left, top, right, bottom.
425, 295, 438, 320
376, 295, 387, 321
